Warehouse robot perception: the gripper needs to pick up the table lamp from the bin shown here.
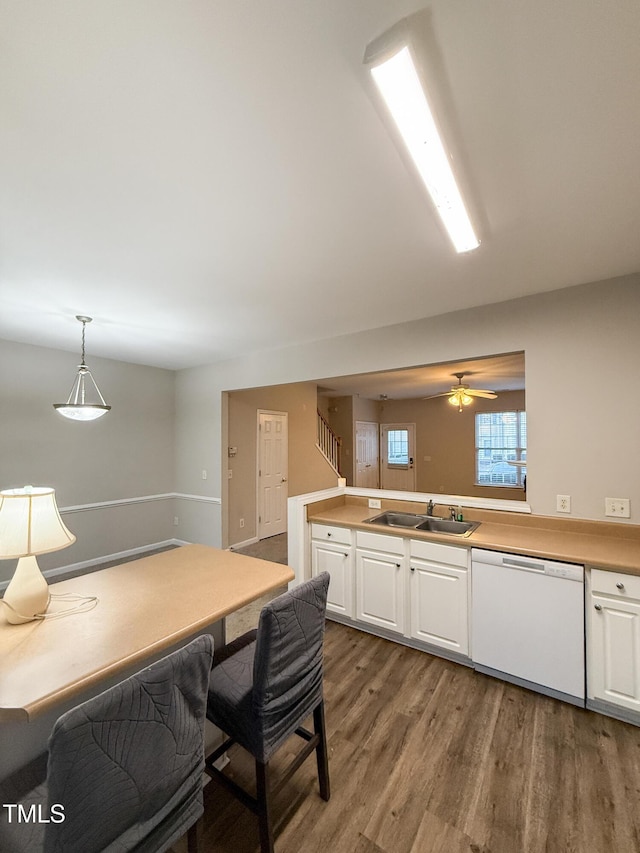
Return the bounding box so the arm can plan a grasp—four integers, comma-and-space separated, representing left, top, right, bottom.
0, 486, 76, 624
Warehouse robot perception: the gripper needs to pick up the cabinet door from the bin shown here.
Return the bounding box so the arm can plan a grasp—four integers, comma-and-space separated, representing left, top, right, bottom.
355, 548, 404, 634
312, 540, 353, 618
409, 559, 469, 655
589, 594, 640, 711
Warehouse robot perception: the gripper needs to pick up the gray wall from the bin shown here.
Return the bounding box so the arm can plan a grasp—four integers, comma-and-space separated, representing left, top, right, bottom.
0, 340, 175, 582
175, 274, 640, 538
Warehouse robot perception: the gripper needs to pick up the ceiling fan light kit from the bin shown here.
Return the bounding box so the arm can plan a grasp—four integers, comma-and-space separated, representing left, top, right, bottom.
426, 372, 497, 412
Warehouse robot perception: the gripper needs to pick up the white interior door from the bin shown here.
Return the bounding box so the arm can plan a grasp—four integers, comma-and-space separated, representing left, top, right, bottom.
258, 411, 288, 539
380, 423, 416, 491
355, 421, 379, 488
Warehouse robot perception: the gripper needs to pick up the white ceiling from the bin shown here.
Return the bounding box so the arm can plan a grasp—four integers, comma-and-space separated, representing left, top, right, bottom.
317, 352, 525, 401
1, 1, 639, 370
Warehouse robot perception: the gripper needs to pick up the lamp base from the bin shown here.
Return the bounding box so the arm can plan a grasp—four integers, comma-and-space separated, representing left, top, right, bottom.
3, 555, 50, 624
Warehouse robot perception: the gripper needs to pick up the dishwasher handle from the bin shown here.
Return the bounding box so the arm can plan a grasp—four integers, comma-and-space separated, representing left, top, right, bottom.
501, 557, 545, 573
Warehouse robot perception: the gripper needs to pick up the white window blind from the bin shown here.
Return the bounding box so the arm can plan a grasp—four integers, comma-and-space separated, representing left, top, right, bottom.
475, 411, 526, 487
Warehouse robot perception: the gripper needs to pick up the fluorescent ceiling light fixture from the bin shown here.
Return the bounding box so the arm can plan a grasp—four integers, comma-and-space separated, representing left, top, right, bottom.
368, 45, 479, 253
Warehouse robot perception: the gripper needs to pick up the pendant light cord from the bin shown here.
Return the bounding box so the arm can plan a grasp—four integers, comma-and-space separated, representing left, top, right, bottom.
80, 319, 87, 367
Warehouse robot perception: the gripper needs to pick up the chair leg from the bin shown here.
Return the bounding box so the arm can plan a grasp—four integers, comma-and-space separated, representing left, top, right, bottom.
313, 701, 330, 801
186, 819, 199, 853
256, 759, 275, 853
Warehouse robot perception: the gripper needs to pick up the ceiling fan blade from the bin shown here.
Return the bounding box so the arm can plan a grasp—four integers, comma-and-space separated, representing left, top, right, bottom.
466, 389, 497, 398
422, 392, 455, 400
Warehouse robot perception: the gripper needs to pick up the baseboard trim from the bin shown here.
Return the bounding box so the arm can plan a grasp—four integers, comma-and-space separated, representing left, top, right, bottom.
229, 536, 260, 550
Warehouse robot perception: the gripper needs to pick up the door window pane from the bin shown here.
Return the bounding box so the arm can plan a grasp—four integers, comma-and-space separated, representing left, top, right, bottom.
387, 429, 409, 465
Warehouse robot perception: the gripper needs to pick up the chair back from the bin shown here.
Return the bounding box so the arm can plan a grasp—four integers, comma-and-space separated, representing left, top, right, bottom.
43, 634, 213, 853
251, 573, 329, 758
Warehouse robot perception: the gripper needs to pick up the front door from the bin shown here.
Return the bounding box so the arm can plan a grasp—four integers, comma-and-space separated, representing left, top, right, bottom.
380, 423, 416, 491
258, 411, 288, 539
355, 421, 379, 488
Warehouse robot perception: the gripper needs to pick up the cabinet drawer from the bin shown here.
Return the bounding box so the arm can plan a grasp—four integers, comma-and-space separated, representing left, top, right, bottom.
311, 523, 352, 546
410, 538, 468, 569
591, 568, 640, 600
356, 529, 405, 556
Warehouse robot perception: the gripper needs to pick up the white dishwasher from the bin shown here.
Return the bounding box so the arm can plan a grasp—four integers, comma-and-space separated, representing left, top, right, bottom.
471, 548, 585, 706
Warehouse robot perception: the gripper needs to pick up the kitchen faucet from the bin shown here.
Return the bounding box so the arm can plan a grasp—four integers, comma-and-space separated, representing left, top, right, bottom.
426, 499, 434, 516
449, 506, 457, 521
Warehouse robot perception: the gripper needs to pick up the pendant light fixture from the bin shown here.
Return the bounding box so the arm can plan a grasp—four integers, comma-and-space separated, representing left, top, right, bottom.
53, 315, 111, 421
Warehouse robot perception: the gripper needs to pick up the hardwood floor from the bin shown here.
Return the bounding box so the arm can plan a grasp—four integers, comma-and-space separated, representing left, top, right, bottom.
195, 622, 640, 853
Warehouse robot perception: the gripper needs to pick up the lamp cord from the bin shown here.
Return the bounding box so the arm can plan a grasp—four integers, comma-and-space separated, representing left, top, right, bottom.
0, 592, 98, 622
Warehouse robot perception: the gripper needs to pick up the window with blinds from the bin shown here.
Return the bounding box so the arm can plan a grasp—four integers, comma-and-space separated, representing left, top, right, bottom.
475, 411, 527, 487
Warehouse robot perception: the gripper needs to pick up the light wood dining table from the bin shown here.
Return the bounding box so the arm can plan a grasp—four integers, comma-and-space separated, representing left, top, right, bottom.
0, 544, 293, 776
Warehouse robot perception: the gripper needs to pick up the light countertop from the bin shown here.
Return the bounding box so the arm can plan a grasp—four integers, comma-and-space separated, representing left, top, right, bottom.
0, 544, 294, 722
307, 498, 640, 575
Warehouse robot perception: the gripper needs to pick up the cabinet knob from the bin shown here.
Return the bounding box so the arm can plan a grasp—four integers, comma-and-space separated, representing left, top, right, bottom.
327, 532, 331, 537
594, 604, 602, 611
616, 582, 625, 590
395, 563, 401, 568
343, 553, 348, 558
410, 566, 415, 572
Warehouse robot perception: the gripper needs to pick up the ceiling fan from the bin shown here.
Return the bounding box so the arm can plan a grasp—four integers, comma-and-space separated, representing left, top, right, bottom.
425, 372, 497, 412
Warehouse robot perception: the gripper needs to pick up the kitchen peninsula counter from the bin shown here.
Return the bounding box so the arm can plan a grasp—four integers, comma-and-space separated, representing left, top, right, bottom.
307, 495, 640, 575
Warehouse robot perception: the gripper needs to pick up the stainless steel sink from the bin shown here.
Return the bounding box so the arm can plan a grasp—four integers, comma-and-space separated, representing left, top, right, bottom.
365, 511, 480, 537
364, 511, 426, 528
415, 518, 479, 537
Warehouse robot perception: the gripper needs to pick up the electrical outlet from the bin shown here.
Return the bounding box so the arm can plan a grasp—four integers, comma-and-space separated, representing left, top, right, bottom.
368, 498, 381, 509
239, 518, 245, 528
556, 495, 571, 513
228, 469, 232, 479
605, 497, 630, 518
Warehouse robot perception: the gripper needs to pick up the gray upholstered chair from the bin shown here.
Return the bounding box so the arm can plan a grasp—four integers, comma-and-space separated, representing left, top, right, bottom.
205, 572, 331, 853
0, 634, 214, 853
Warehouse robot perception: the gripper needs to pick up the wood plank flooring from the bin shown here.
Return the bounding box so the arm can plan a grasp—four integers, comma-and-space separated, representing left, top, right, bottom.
193, 622, 640, 853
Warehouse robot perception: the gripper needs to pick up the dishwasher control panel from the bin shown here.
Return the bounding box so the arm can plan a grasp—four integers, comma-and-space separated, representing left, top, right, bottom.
544, 562, 583, 581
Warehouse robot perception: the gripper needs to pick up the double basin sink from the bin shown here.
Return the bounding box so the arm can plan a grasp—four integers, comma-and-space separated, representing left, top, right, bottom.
365, 511, 480, 537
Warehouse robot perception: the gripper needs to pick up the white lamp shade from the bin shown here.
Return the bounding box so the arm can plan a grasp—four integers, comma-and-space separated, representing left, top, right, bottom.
0, 487, 76, 559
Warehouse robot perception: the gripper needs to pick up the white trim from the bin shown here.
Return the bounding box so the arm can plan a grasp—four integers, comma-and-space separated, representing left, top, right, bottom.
59, 492, 221, 514
229, 536, 260, 550
0, 538, 191, 592
174, 493, 221, 504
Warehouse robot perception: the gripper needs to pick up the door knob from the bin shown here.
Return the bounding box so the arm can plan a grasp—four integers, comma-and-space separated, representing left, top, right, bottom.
281, 477, 287, 482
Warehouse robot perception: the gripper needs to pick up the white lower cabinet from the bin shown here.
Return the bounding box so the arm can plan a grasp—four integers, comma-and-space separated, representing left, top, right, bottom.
409, 539, 469, 655
588, 568, 640, 713
311, 524, 470, 657
311, 524, 354, 618
355, 530, 406, 635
